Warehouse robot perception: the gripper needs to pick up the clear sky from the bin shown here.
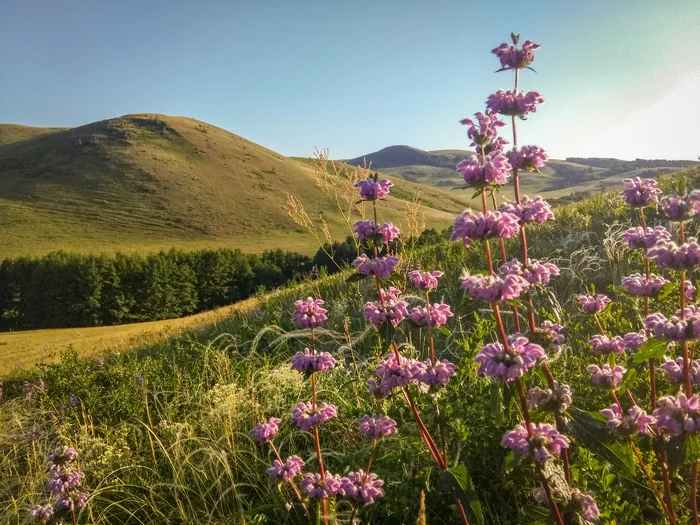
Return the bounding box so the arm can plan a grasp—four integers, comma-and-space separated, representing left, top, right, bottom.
1, 0, 699, 161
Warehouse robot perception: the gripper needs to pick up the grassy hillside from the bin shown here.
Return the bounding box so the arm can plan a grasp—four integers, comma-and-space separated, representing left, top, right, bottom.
0, 115, 473, 258
0, 124, 66, 146
349, 145, 696, 202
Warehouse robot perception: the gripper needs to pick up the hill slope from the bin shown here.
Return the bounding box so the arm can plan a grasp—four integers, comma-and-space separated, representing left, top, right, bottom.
0, 124, 67, 146
347, 145, 696, 200
0, 115, 472, 258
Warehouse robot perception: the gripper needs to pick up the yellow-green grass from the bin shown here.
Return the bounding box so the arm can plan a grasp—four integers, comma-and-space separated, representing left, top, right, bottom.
0, 296, 260, 374
0, 115, 473, 259
0, 124, 66, 145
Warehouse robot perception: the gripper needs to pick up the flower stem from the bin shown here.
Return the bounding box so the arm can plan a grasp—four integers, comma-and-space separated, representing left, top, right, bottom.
660, 451, 678, 525
269, 441, 310, 517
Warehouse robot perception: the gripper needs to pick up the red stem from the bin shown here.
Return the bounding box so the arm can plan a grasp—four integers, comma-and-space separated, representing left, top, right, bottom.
270, 441, 310, 516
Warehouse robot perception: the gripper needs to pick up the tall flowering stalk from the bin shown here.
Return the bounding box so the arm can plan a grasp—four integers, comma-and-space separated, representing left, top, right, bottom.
31, 446, 88, 525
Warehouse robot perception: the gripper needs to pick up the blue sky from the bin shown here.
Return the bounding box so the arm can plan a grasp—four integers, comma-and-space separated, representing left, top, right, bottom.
1, 0, 698, 160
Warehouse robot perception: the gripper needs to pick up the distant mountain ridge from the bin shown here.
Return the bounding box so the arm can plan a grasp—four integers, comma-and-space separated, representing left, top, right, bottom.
346, 145, 697, 198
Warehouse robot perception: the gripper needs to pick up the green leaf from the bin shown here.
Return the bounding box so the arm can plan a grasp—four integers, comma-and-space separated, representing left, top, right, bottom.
632, 339, 668, 365
518, 505, 551, 524
658, 282, 675, 300
664, 434, 687, 473
688, 434, 700, 463
490, 383, 503, 426
346, 273, 367, 283
620, 367, 638, 391
567, 408, 636, 476
439, 465, 486, 525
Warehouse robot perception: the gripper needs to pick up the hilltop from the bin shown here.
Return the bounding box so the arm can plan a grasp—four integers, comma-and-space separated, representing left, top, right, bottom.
0, 116, 473, 258
346, 145, 696, 200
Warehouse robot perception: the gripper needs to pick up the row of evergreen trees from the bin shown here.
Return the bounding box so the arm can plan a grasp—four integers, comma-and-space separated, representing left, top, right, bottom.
0, 248, 320, 330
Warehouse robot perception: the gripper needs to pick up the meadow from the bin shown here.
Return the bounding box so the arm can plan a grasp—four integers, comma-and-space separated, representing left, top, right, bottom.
2, 35, 700, 525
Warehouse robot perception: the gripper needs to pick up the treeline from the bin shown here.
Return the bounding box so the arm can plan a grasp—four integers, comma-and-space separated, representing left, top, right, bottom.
0, 248, 321, 330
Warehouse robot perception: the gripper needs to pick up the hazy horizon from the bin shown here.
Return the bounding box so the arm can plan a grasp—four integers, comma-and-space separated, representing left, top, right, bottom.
2, 0, 699, 161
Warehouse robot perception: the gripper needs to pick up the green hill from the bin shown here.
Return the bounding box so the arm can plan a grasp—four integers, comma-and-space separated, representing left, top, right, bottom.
0, 115, 473, 258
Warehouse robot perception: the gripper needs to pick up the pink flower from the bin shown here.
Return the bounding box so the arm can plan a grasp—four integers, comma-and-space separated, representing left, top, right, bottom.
475, 335, 545, 382
653, 393, 700, 435
528, 384, 573, 412
341, 471, 385, 504
645, 308, 700, 342
301, 472, 344, 498
293, 297, 328, 329
620, 177, 662, 207
352, 254, 400, 279
506, 146, 548, 171
461, 273, 529, 303
501, 422, 569, 463
660, 356, 700, 386
355, 178, 393, 201
451, 210, 520, 247
373, 354, 423, 396
492, 39, 541, 70
527, 320, 566, 356
600, 404, 656, 436
267, 456, 304, 482
417, 359, 456, 386
291, 402, 338, 431
408, 270, 443, 291
587, 364, 626, 390
621, 274, 670, 297
660, 194, 696, 222
578, 294, 611, 314
456, 153, 512, 188
622, 331, 647, 352
364, 292, 409, 327
291, 349, 337, 374
249, 417, 281, 443
621, 226, 671, 249
589, 335, 626, 355
460, 110, 506, 150
499, 259, 559, 286
647, 239, 700, 271
358, 414, 398, 439
486, 89, 544, 117
409, 303, 453, 328
498, 196, 554, 225
353, 221, 401, 244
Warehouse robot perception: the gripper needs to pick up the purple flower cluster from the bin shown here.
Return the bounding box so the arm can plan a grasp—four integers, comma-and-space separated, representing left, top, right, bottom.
353, 254, 400, 279
621, 273, 670, 297
461, 273, 529, 303
354, 178, 393, 201
527, 320, 566, 356
293, 297, 328, 329
506, 145, 548, 171
301, 472, 345, 499
578, 294, 611, 314
687, 280, 698, 301
499, 259, 559, 286
409, 303, 453, 328
30, 504, 54, 522
645, 307, 700, 342
249, 417, 281, 443
660, 357, 700, 386
589, 335, 626, 355
370, 354, 422, 397
621, 226, 671, 249
353, 220, 401, 244
291, 349, 337, 374
456, 153, 512, 187
486, 89, 544, 117
267, 456, 304, 482
587, 364, 626, 390
622, 331, 647, 352
460, 110, 505, 149
475, 335, 545, 382
364, 296, 409, 327
619, 177, 662, 207
660, 194, 696, 222
653, 394, 700, 435
341, 471, 385, 504
647, 239, 700, 271
417, 359, 457, 386
45, 447, 88, 513
408, 270, 443, 291
528, 384, 573, 413
358, 414, 398, 439
291, 402, 338, 431
501, 422, 570, 463
498, 196, 554, 225
451, 210, 520, 247
600, 404, 655, 437
492, 39, 541, 69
